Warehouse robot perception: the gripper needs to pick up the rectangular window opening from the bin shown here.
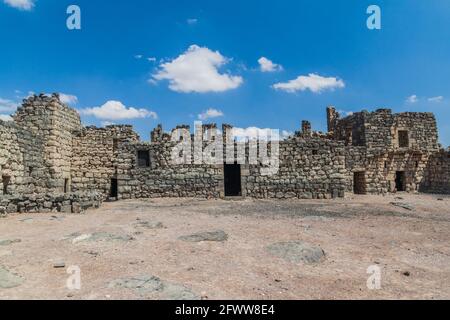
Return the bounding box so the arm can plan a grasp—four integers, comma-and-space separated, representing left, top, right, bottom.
398, 130, 409, 148
2, 176, 11, 195
137, 150, 151, 167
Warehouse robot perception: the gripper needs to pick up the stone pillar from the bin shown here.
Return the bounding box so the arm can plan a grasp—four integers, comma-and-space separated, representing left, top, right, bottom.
327, 106, 339, 134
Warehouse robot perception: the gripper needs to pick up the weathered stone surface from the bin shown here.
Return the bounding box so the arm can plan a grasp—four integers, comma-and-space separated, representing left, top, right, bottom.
267, 241, 326, 264
134, 220, 164, 230
109, 275, 199, 300
0, 266, 24, 289
0, 239, 21, 246
179, 230, 228, 242
390, 202, 414, 211
69, 232, 134, 244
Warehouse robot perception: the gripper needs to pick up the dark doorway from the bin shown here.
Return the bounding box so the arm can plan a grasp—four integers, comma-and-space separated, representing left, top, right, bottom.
110, 178, 118, 198
353, 172, 366, 195
2, 176, 10, 195
224, 164, 242, 197
395, 171, 406, 192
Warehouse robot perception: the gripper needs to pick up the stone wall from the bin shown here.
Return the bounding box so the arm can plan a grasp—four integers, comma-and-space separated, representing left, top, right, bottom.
116, 140, 223, 199
245, 138, 346, 199
1, 97, 449, 217
331, 108, 439, 152
421, 149, 450, 194
0, 191, 103, 216
13, 94, 82, 192
71, 125, 139, 199
0, 120, 48, 195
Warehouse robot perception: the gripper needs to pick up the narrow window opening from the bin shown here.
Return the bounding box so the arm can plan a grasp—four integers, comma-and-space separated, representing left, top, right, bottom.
2, 176, 11, 195
64, 178, 69, 193
113, 138, 119, 152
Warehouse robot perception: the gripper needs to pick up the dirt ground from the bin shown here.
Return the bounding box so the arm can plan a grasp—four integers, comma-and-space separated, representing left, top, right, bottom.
0, 193, 449, 300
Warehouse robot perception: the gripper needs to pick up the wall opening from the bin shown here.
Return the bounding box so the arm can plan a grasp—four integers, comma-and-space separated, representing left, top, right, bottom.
110, 178, 118, 198
353, 172, 366, 195
398, 130, 409, 148
113, 138, 119, 153
2, 176, 10, 195
64, 178, 69, 193
395, 171, 406, 192
224, 163, 242, 197
137, 150, 150, 167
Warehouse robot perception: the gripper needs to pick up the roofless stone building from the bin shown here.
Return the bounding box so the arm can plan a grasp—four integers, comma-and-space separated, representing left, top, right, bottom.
0, 93, 449, 215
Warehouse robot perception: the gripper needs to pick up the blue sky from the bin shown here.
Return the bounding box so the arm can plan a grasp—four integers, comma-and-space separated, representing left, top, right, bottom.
0, 0, 449, 146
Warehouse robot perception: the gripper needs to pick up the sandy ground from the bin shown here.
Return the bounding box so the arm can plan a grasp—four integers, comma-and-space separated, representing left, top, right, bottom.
0, 193, 449, 300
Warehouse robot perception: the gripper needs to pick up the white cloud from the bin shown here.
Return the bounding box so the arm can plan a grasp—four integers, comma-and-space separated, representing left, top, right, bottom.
134, 54, 143, 59
59, 93, 78, 105
0, 114, 13, 122
152, 45, 243, 93
101, 121, 115, 127
0, 97, 18, 113
231, 127, 283, 141
428, 96, 443, 103
187, 18, 198, 25
258, 57, 283, 72
80, 100, 158, 121
273, 73, 345, 93
147, 57, 157, 62
406, 95, 418, 104
337, 109, 354, 117
198, 108, 224, 120
3, 0, 34, 10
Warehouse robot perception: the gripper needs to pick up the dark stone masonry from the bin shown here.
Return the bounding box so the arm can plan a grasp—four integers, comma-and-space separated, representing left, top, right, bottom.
0, 94, 449, 215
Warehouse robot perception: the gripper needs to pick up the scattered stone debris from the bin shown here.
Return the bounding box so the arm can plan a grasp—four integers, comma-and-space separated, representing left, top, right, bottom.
179, 230, 228, 243
0, 266, 24, 289
0, 239, 21, 246
109, 275, 199, 300
134, 220, 165, 230
72, 234, 92, 244
267, 241, 326, 264
53, 261, 66, 269
67, 232, 134, 244
19, 218, 34, 224
390, 202, 414, 211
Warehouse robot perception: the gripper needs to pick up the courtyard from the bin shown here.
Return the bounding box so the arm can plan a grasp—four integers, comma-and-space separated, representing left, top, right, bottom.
0, 193, 449, 300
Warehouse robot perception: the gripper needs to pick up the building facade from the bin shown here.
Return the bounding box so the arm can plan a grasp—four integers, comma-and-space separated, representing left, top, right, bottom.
0, 94, 449, 215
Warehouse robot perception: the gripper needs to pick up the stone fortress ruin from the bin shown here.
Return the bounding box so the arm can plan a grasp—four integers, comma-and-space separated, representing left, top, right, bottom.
0, 93, 449, 215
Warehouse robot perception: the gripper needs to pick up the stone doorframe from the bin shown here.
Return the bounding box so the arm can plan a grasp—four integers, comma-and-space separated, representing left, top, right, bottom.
217, 163, 249, 198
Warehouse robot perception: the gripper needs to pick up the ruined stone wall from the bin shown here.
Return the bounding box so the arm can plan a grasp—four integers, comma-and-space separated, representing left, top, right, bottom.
421, 150, 450, 194
0, 120, 47, 195
71, 125, 139, 198
13, 94, 82, 192
117, 140, 222, 199
245, 138, 346, 199
344, 147, 429, 194
332, 108, 439, 152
